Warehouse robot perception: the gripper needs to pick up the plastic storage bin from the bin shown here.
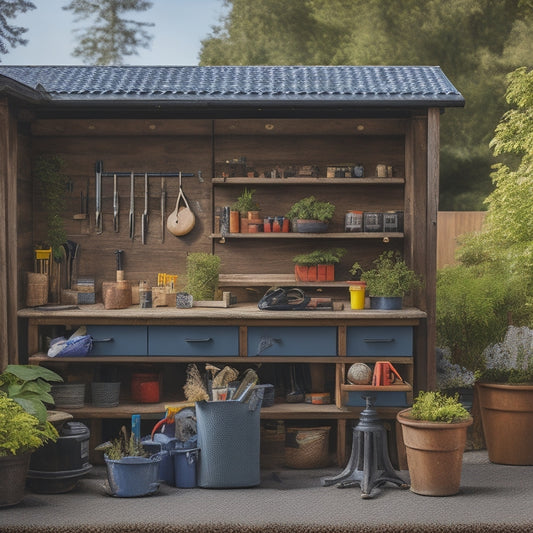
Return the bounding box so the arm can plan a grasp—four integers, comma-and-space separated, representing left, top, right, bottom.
196, 390, 263, 488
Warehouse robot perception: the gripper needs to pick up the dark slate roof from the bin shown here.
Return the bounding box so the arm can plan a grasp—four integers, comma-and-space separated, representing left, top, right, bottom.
0, 65, 464, 108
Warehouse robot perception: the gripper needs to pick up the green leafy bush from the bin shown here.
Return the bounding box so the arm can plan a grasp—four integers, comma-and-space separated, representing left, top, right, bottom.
409, 391, 470, 423
0, 395, 58, 456
292, 248, 346, 266
285, 196, 335, 223
350, 250, 421, 297
231, 188, 259, 215
184, 253, 221, 301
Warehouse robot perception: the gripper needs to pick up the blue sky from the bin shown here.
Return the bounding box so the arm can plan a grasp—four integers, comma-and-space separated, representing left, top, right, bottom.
3, 0, 228, 65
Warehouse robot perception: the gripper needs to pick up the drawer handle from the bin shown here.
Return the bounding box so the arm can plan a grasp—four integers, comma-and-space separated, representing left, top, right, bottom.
256, 336, 282, 355
92, 337, 114, 343
363, 338, 394, 343
185, 337, 213, 343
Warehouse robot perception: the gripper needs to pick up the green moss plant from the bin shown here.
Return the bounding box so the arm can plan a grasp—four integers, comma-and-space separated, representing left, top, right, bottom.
184, 252, 221, 301
292, 248, 346, 266
409, 391, 470, 423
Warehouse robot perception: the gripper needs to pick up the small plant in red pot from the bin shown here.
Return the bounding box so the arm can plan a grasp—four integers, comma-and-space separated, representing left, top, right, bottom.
293, 248, 346, 282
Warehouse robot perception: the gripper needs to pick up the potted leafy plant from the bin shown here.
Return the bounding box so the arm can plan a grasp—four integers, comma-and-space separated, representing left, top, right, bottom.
350, 250, 421, 310
475, 325, 533, 465
184, 252, 221, 301
231, 188, 260, 232
98, 426, 161, 498
292, 248, 346, 281
286, 196, 335, 233
397, 391, 472, 496
0, 365, 62, 507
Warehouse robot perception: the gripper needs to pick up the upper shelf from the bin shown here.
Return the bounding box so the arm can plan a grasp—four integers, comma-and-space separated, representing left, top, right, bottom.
212, 177, 405, 185
211, 232, 403, 239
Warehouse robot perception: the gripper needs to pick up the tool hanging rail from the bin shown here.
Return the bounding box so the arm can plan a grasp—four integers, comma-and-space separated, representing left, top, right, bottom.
94, 161, 198, 240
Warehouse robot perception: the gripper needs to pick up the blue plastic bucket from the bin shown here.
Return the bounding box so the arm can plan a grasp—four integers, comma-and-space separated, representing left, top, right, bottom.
104, 454, 161, 497
171, 448, 199, 488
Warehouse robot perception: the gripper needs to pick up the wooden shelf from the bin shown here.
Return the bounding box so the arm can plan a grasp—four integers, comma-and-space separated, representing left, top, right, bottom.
219, 274, 355, 287
212, 177, 405, 185
211, 232, 404, 239
341, 384, 412, 392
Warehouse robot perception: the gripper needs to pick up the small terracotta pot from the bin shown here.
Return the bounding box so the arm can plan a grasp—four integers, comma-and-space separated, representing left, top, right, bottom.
397, 409, 472, 496
229, 210, 240, 233
317, 264, 334, 281
476, 382, 533, 465
294, 265, 318, 282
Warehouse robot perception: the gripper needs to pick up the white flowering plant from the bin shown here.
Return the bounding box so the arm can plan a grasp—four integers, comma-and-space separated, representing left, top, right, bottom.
478, 326, 533, 384
436, 348, 475, 390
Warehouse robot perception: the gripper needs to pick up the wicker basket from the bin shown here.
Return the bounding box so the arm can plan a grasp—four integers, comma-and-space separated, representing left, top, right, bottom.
284, 426, 331, 469
26, 272, 48, 307
51, 383, 86, 409
91, 382, 120, 407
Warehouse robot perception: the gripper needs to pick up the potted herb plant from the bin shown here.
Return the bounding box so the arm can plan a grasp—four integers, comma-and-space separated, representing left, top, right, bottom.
397, 391, 472, 496
350, 250, 421, 310
98, 426, 161, 498
231, 188, 260, 233
475, 325, 533, 465
0, 365, 62, 507
184, 252, 221, 301
286, 196, 335, 233
292, 248, 346, 282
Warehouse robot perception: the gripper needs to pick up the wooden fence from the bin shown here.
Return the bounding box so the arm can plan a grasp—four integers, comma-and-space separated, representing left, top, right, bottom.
437, 211, 487, 269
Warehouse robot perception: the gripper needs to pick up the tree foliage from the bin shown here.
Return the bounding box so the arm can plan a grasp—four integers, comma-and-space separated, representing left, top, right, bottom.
63, 0, 154, 65
199, 0, 533, 210
0, 0, 35, 59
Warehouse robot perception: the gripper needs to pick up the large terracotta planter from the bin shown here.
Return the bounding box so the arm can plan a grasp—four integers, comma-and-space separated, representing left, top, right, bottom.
397, 409, 473, 496
476, 382, 533, 465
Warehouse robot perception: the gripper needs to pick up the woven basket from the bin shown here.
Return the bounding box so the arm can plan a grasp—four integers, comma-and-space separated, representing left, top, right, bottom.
284, 426, 330, 469
51, 383, 85, 409
26, 272, 48, 307
91, 382, 120, 407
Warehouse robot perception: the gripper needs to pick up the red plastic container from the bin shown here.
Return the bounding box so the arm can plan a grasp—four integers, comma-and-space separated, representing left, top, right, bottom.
131, 373, 160, 403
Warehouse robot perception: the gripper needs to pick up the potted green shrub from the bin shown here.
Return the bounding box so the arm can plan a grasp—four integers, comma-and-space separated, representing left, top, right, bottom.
286, 196, 335, 233
231, 188, 260, 232
98, 427, 161, 498
184, 252, 221, 301
397, 391, 472, 496
292, 248, 346, 281
475, 325, 533, 465
350, 250, 421, 310
0, 365, 62, 507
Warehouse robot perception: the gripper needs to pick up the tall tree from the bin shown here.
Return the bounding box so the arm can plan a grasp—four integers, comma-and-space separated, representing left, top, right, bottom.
200, 0, 533, 210
63, 0, 154, 65
0, 0, 35, 60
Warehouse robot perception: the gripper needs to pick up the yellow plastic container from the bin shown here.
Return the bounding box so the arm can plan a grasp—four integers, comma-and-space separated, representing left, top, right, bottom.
349, 282, 366, 310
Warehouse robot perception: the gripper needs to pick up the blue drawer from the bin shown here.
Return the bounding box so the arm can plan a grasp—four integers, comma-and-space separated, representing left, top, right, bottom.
148, 326, 239, 356
347, 391, 409, 407
346, 326, 412, 357
87, 325, 148, 356
247, 326, 336, 356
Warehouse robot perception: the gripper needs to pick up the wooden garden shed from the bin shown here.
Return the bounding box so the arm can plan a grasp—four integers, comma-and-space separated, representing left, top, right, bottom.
0, 65, 463, 463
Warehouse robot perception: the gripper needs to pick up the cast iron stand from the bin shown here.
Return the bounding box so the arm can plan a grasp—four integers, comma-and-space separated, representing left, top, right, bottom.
321, 394, 409, 498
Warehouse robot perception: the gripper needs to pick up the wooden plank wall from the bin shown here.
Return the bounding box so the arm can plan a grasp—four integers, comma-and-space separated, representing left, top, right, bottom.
437, 211, 487, 269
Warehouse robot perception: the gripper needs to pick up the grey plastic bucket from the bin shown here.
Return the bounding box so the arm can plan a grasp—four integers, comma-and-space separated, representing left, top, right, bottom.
171, 448, 199, 488
104, 454, 161, 497
196, 389, 263, 488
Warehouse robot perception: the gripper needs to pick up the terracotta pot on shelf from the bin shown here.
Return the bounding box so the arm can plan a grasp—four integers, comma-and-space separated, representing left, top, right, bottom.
317, 264, 334, 281
397, 409, 473, 496
476, 382, 533, 465
229, 210, 240, 233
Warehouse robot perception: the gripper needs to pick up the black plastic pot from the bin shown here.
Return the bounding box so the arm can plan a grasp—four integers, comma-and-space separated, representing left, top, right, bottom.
27, 421, 92, 494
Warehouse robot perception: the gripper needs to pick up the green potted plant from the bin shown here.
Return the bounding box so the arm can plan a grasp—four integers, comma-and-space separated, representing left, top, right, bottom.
292, 248, 346, 282
184, 252, 221, 301
397, 391, 472, 496
34, 155, 68, 262
97, 426, 161, 498
231, 188, 260, 233
0, 365, 62, 507
286, 196, 335, 233
350, 250, 421, 310
475, 325, 533, 465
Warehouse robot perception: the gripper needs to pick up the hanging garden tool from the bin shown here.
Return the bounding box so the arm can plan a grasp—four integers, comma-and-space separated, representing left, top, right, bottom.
128, 171, 135, 240
113, 173, 119, 232
167, 172, 195, 237
141, 172, 149, 244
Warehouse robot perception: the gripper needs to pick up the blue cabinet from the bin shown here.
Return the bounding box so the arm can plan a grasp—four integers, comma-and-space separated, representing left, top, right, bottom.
247, 326, 337, 356
148, 326, 239, 356
86, 325, 148, 356
346, 326, 412, 357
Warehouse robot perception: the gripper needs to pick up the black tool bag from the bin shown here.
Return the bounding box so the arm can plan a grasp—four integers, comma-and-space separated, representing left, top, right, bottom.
257, 287, 310, 311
